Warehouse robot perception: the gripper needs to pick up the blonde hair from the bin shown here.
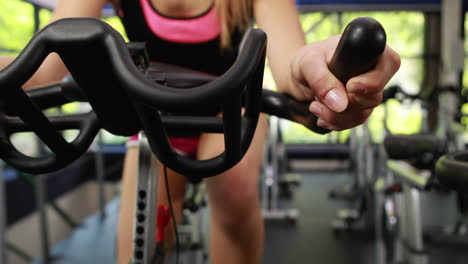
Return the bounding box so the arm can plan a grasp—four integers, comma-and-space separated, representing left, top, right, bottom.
214, 0, 252, 49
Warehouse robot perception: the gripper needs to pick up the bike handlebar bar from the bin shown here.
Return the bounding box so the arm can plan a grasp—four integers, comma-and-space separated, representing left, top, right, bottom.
0, 16, 386, 177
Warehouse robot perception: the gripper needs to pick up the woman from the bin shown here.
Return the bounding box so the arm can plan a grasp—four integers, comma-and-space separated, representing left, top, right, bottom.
0, 0, 400, 263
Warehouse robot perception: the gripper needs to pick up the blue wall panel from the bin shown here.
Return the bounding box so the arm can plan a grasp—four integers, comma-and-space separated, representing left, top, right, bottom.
296, 0, 468, 11
297, 0, 440, 5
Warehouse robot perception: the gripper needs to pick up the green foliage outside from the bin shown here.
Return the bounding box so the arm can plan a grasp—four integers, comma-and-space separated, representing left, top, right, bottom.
0, 1, 456, 145
0, 1, 126, 53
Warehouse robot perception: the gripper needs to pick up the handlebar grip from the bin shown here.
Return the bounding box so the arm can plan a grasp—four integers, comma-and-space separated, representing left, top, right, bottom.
308, 17, 386, 133
384, 134, 447, 161
436, 151, 468, 194
328, 17, 386, 85
381, 85, 420, 103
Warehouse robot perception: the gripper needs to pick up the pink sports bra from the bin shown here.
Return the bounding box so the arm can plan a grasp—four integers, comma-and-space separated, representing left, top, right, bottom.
139, 0, 221, 44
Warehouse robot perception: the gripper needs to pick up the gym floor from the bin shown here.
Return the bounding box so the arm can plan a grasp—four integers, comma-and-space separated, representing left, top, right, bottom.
263, 169, 376, 264
42, 166, 468, 264
262, 169, 468, 264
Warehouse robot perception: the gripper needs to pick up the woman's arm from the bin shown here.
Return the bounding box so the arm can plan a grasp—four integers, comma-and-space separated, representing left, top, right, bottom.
254, 0, 400, 130
0, 0, 107, 89
253, 0, 305, 97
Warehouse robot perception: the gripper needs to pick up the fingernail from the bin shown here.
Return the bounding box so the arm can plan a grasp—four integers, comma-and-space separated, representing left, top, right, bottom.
309, 102, 322, 117
324, 88, 348, 112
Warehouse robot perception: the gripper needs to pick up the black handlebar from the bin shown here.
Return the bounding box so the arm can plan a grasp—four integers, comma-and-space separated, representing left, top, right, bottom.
382, 85, 420, 103
0, 16, 387, 177
329, 17, 386, 85
146, 63, 329, 134
436, 151, 468, 194
0, 77, 87, 114
384, 134, 447, 170
384, 134, 447, 160
0, 18, 266, 176
382, 85, 399, 103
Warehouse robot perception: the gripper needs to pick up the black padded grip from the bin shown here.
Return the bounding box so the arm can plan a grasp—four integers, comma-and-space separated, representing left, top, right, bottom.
436, 151, 468, 194
384, 134, 447, 161
328, 17, 386, 85
313, 17, 386, 133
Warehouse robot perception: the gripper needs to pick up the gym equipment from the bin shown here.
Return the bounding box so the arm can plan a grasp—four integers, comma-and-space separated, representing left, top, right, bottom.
380, 82, 465, 264
261, 115, 300, 223
134, 16, 385, 263
0, 16, 386, 263
330, 118, 376, 234
330, 85, 410, 236
383, 134, 447, 264
436, 151, 468, 246
373, 85, 420, 264
377, 83, 466, 264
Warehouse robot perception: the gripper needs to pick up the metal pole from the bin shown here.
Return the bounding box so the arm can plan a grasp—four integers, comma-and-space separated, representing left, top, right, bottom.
400, 183, 409, 262
374, 187, 385, 264
271, 116, 279, 211
404, 186, 428, 264
421, 12, 440, 132
35, 175, 50, 264
94, 132, 107, 219
0, 161, 6, 264
261, 131, 270, 211
33, 130, 51, 263
32, 5, 40, 34
440, 0, 463, 88
437, 0, 464, 141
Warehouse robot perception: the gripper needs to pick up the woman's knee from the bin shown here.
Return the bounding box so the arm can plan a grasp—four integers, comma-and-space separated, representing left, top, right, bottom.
207, 161, 261, 229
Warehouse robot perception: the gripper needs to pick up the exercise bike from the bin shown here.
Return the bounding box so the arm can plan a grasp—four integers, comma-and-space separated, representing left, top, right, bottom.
0, 16, 386, 264
380, 86, 467, 264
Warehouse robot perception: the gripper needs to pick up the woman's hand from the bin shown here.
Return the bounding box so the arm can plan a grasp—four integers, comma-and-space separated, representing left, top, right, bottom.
290, 35, 401, 131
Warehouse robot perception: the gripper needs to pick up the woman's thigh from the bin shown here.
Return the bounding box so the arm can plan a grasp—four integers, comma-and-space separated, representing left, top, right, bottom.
197, 114, 269, 214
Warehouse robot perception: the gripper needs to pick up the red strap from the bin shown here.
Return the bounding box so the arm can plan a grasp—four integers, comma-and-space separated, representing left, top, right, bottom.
156, 205, 172, 243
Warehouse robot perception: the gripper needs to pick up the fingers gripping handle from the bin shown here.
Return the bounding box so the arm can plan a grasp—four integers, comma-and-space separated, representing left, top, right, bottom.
307, 17, 386, 134
328, 17, 386, 84
275, 17, 386, 135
